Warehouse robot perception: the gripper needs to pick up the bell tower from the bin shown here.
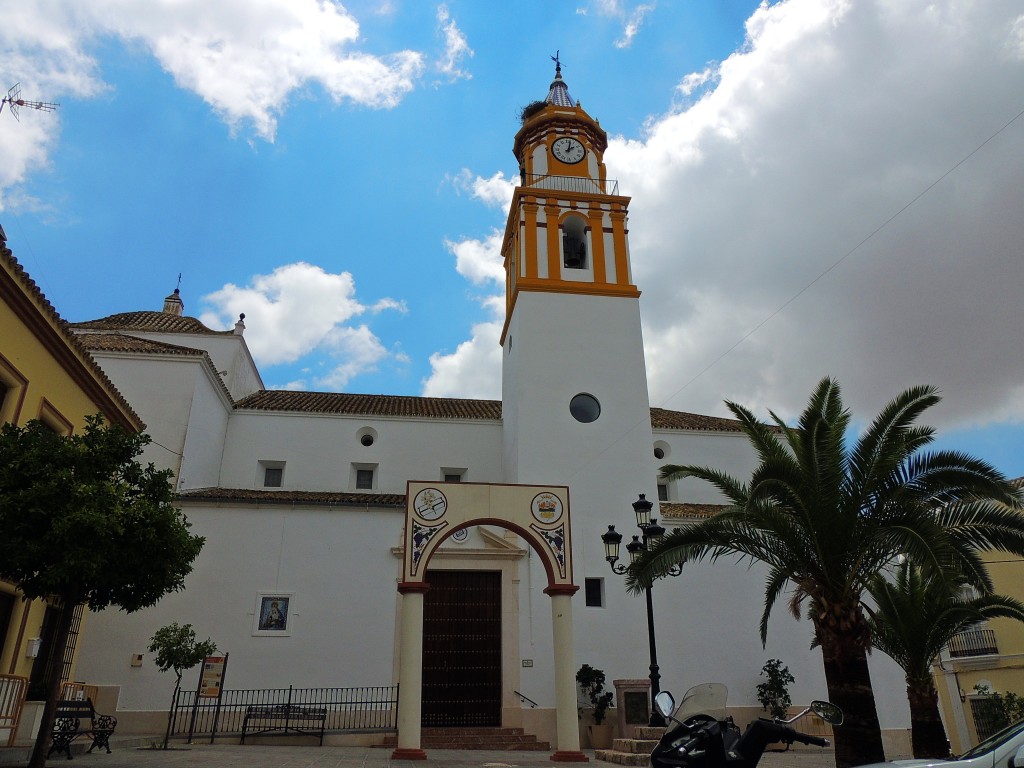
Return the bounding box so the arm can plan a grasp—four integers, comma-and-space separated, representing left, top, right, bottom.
499, 56, 638, 340
500, 58, 656, 510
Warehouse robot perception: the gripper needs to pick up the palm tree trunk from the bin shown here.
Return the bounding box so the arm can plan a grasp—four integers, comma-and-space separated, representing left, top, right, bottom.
907, 680, 950, 759
819, 626, 886, 768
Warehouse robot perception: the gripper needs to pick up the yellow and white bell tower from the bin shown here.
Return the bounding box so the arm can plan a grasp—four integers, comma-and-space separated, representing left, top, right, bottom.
499, 58, 638, 340
501, 58, 656, 522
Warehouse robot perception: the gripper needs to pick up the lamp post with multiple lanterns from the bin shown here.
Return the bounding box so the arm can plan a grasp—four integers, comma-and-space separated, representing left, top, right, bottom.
601, 493, 682, 727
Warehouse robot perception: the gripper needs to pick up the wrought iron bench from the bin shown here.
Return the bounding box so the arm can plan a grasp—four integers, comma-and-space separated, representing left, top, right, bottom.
48, 698, 117, 759
240, 703, 327, 745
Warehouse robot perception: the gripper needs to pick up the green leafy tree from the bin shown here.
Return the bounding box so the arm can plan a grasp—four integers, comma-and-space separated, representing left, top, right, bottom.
576, 664, 614, 725
867, 562, 1024, 758
626, 378, 1024, 768
0, 416, 205, 768
973, 684, 1024, 734
149, 623, 217, 749
756, 658, 795, 720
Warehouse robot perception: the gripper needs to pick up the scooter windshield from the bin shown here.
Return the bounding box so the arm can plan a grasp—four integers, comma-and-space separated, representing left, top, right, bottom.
665, 683, 728, 733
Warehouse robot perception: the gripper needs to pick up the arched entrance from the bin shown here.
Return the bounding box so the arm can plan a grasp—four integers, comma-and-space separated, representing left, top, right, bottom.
392, 481, 586, 762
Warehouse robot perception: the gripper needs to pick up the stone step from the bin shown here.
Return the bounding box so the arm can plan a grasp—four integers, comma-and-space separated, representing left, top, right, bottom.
632, 726, 665, 740
595, 748, 652, 766
612, 737, 659, 753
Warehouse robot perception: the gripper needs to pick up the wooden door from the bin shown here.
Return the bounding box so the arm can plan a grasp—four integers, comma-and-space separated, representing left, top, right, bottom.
422, 570, 502, 727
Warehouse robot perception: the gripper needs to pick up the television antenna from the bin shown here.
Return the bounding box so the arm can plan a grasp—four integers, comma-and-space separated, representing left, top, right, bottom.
1, 83, 59, 121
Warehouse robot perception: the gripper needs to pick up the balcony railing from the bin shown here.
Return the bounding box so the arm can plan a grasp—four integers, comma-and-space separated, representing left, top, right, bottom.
947, 627, 999, 658
520, 173, 619, 196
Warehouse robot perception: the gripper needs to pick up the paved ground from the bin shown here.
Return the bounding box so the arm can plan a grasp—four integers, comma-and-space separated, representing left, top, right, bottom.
0, 742, 841, 768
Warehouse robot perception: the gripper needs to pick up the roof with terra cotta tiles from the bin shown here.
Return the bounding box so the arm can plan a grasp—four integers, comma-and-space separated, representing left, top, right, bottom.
77, 332, 209, 357
177, 487, 406, 507
234, 391, 749, 431
71, 311, 233, 335
235, 390, 504, 420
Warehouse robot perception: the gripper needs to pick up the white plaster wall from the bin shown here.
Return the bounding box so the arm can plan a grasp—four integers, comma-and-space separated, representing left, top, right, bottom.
219, 412, 503, 493
502, 290, 660, 708
178, 368, 229, 490
134, 333, 261, 401
73, 502, 405, 711
652, 430, 759, 503
86, 355, 202, 478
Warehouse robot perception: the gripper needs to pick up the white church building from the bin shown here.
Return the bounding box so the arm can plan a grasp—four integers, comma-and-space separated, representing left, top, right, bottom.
70, 64, 910, 755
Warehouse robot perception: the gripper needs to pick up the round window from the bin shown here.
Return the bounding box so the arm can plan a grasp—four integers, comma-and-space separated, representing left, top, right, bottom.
569, 393, 601, 423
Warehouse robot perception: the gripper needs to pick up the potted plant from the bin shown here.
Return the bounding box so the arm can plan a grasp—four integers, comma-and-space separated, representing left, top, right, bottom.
577, 664, 615, 749
755, 658, 794, 720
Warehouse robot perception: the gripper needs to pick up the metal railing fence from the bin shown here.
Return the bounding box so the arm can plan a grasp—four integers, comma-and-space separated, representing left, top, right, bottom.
948, 627, 999, 658
171, 685, 398, 739
519, 173, 619, 196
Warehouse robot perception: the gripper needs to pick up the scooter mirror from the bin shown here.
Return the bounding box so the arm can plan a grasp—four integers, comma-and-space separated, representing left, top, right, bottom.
810, 700, 844, 726
654, 691, 676, 719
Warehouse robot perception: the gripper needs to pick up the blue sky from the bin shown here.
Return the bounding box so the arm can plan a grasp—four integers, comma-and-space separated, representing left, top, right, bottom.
2, 0, 1023, 476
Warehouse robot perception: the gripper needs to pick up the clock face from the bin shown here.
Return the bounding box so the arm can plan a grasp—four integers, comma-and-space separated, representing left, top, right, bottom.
552, 137, 586, 164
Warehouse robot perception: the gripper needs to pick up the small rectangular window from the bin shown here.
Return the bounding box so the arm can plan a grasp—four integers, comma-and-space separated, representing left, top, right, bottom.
584, 578, 604, 608
442, 467, 467, 483
259, 460, 285, 488
356, 469, 374, 490
657, 483, 669, 502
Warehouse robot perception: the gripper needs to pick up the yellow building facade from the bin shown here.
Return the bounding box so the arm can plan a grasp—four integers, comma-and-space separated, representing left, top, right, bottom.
0, 225, 142, 701
933, 519, 1024, 752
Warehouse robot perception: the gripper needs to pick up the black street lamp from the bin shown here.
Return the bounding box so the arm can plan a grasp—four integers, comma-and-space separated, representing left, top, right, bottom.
601, 493, 681, 727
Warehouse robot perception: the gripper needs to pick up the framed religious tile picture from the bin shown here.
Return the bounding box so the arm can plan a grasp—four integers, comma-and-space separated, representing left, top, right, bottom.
253, 592, 293, 636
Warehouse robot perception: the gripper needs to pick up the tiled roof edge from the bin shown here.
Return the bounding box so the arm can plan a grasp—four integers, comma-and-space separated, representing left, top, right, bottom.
177, 487, 406, 507
0, 242, 144, 431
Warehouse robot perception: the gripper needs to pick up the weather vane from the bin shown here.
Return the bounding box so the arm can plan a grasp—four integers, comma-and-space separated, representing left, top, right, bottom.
551, 50, 562, 74
0, 83, 59, 121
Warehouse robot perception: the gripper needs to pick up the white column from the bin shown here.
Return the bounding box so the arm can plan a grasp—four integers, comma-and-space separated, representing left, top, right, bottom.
393, 585, 428, 760
548, 589, 588, 761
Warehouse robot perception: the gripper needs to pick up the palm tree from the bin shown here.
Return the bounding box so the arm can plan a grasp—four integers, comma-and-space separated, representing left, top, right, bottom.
867, 562, 1024, 759
626, 377, 1024, 768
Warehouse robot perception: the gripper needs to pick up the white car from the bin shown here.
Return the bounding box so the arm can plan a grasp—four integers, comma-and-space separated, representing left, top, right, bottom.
858, 720, 1024, 768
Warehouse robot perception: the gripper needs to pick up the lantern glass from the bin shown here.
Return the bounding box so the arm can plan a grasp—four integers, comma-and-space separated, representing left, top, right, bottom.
626, 535, 645, 564
601, 525, 622, 562
633, 494, 653, 529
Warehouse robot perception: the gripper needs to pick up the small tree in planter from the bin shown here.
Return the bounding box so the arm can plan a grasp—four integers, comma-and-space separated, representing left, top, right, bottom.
756, 658, 794, 720
577, 664, 615, 748
149, 623, 217, 749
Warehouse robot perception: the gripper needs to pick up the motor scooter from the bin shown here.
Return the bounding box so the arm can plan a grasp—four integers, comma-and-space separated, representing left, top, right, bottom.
650, 683, 843, 768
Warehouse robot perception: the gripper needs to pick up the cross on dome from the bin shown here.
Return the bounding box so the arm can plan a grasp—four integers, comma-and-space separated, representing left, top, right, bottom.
546, 50, 576, 107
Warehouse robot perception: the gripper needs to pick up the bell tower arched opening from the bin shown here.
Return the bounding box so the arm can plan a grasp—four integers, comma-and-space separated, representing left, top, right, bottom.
562, 214, 588, 270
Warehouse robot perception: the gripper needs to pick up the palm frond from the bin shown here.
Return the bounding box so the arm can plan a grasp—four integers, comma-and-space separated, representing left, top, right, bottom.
659, 464, 749, 506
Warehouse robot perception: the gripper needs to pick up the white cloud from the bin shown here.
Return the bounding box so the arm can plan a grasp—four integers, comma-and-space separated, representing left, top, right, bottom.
451, 170, 516, 209
422, 296, 503, 399
0, 0, 424, 146
677, 68, 715, 97
609, 0, 1024, 428
591, 0, 655, 49
315, 324, 392, 389
445, 230, 504, 286
435, 4, 473, 82
199, 262, 402, 388
615, 3, 655, 49
434, 0, 1024, 433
